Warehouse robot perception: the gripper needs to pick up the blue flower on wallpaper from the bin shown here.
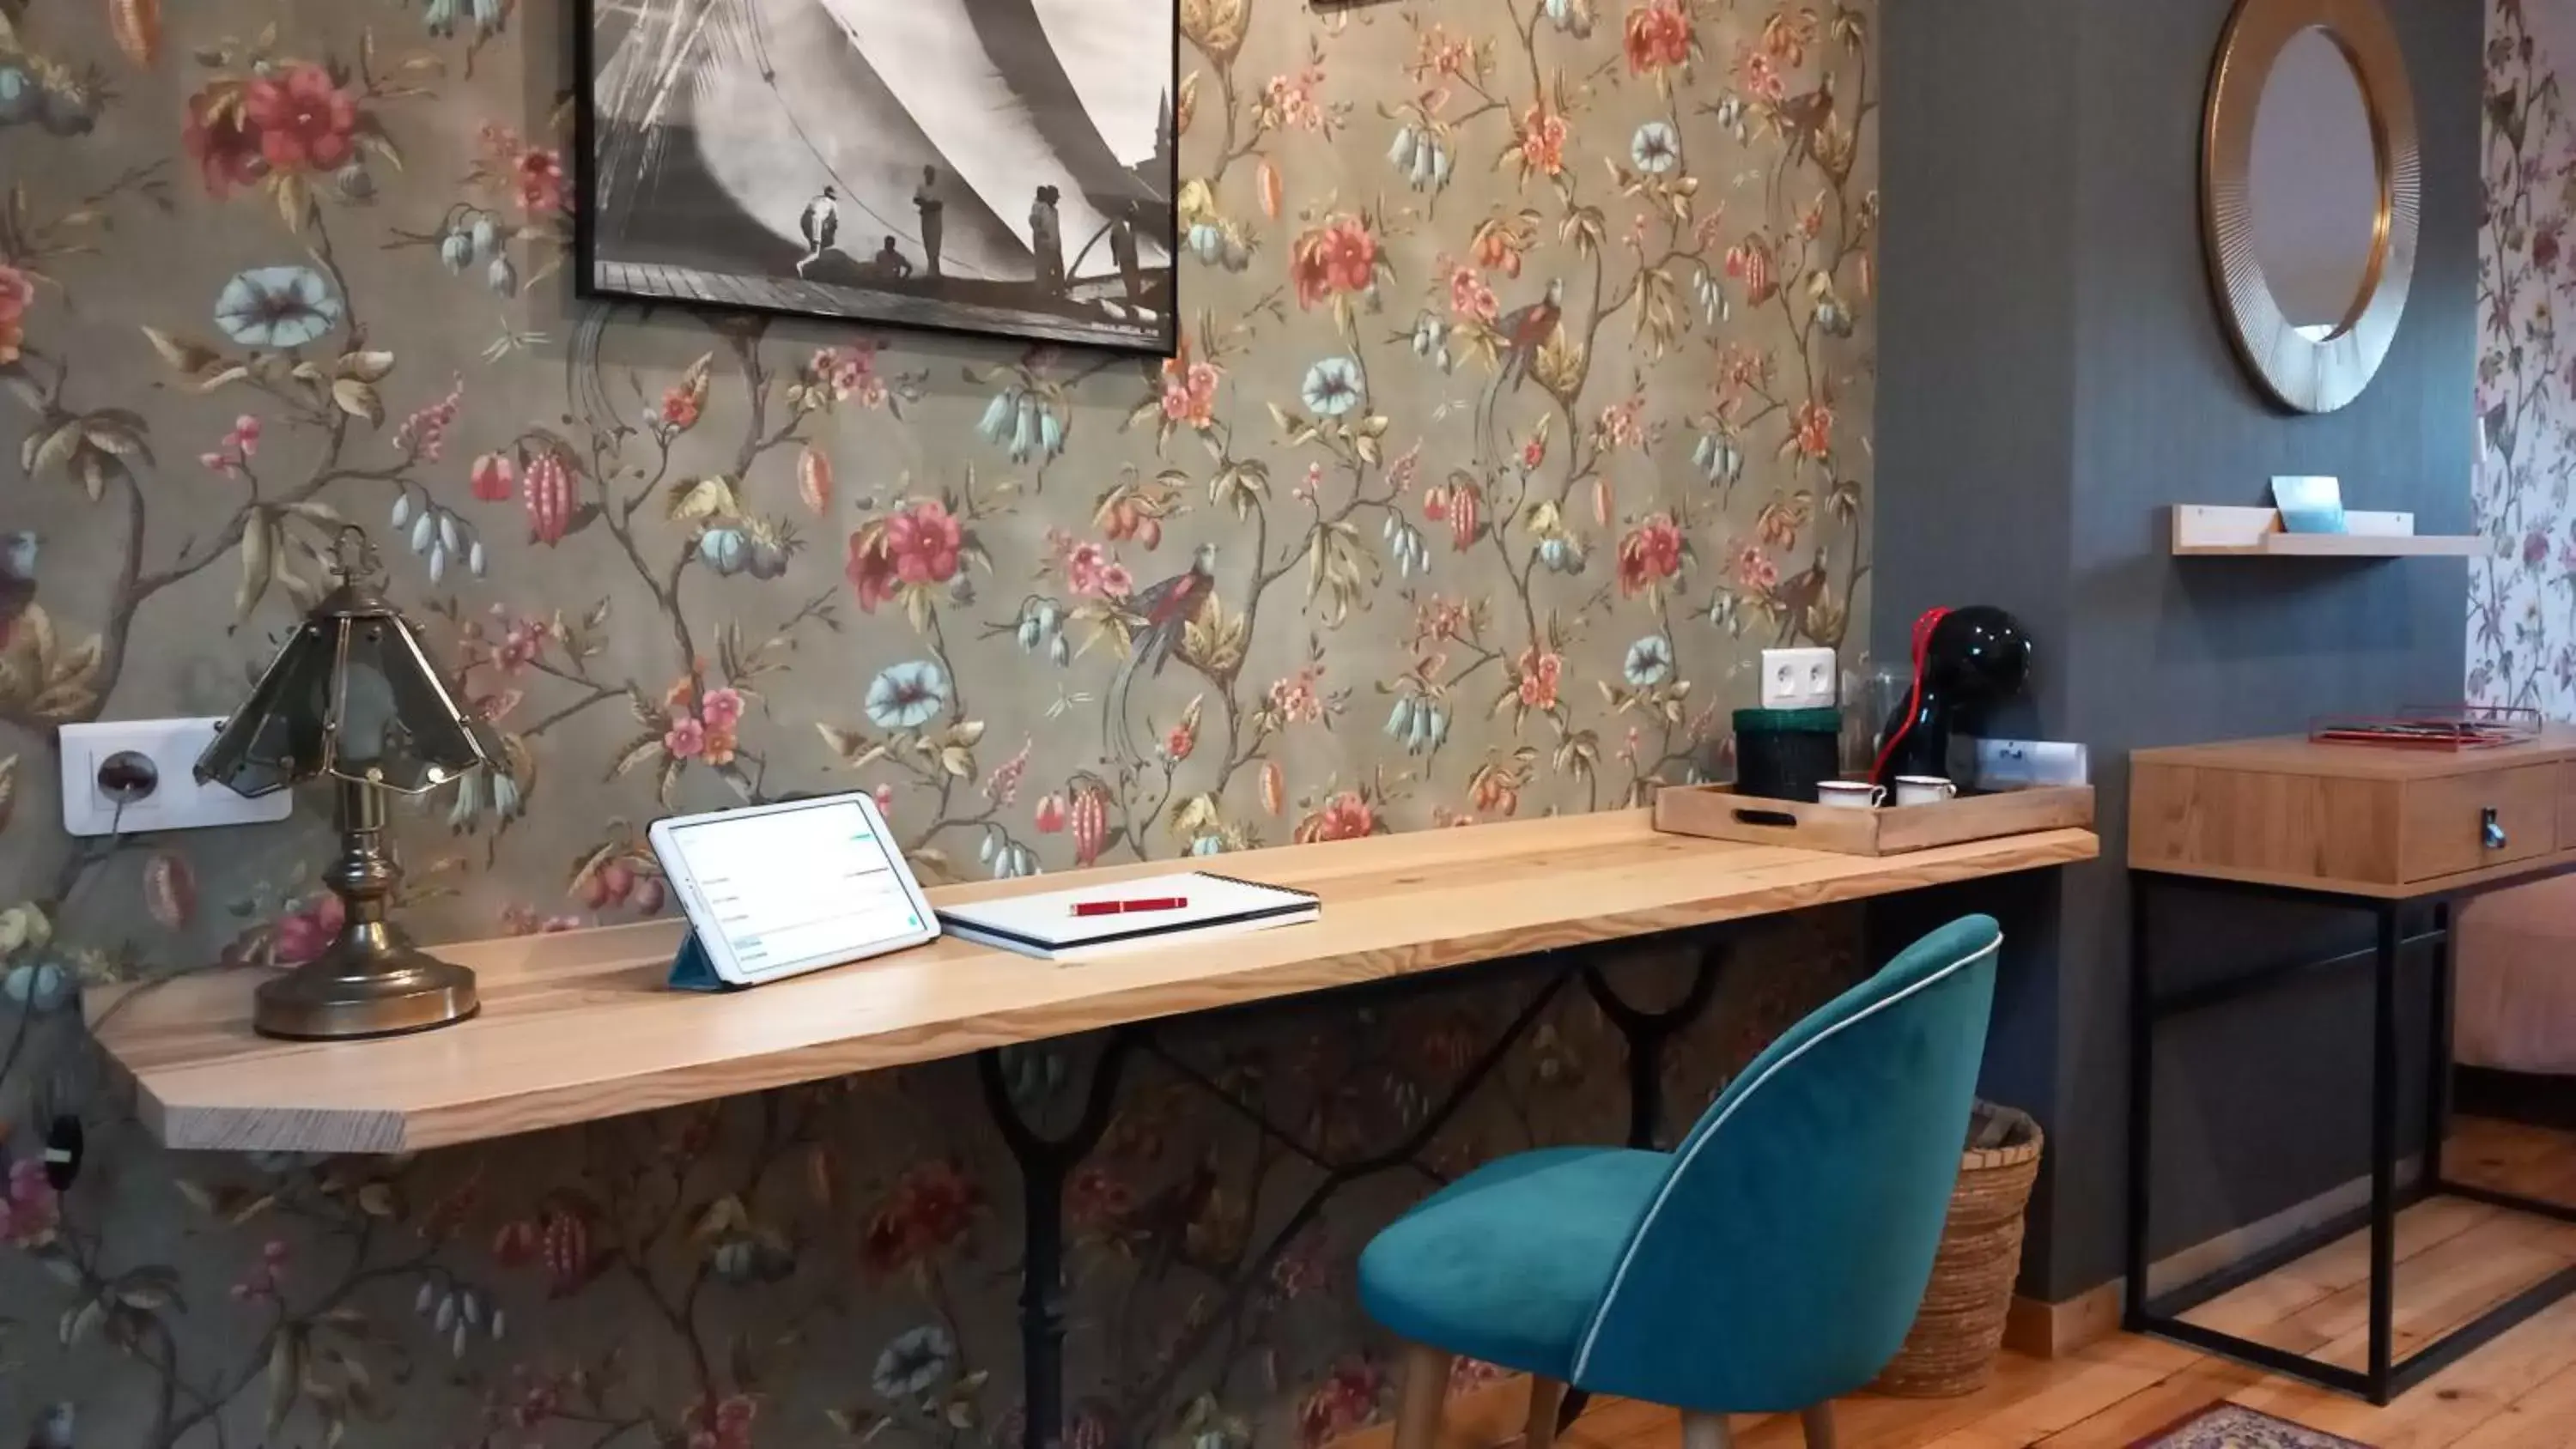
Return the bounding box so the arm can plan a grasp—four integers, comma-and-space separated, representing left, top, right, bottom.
1303, 356, 1364, 416
871, 1324, 956, 1397
214, 266, 343, 349
866, 660, 950, 730
1625, 634, 1674, 687
1631, 121, 1680, 174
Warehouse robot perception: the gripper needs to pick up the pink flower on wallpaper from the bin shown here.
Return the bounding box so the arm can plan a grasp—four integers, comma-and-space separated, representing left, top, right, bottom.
1624, 1, 1692, 73
1792, 397, 1834, 458
0, 263, 33, 367
2, 1158, 60, 1246
1515, 646, 1564, 708
183, 92, 266, 198
1516, 105, 1570, 176
1617, 514, 1684, 596
1268, 664, 1327, 724
1160, 358, 1222, 427
515, 148, 566, 215
1448, 263, 1498, 321
1297, 1357, 1384, 1446
1291, 215, 1379, 308
664, 714, 707, 760
1034, 792, 1068, 834
1062, 539, 1134, 599
846, 537, 898, 613
245, 64, 361, 173
888, 500, 963, 584
272, 892, 346, 965
1736, 44, 1789, 102
1295, 790, 1376, 844
862, 1159, 981, 1276
682, 1394, 756, 1449
701, 688, 744, 730
1734, 538, 1781, 592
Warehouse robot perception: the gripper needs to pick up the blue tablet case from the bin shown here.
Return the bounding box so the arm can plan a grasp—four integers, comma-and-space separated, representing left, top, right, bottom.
665, 932, 740, 992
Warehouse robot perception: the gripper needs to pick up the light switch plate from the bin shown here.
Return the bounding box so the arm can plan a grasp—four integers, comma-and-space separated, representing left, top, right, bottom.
58, 718, 295, 837
1760, 647, 1837, 709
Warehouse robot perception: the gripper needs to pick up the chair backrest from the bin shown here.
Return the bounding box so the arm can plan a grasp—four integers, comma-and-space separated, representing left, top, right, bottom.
1568, 915, 2004, 1413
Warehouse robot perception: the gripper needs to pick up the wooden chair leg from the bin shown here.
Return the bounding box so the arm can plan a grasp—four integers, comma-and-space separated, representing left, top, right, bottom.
1680, 1411, 1735, 1449
1799, 1403, 1838, 1449
1392, 1343, 1455, 1449
1522, 1377, 1566, 1449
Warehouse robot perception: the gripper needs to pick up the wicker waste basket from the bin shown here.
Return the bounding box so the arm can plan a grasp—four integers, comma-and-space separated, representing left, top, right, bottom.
1870, 1101, 2045, 1397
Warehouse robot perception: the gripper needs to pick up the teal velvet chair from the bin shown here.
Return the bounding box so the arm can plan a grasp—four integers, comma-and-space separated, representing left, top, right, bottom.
1358, 915, 2003, 1449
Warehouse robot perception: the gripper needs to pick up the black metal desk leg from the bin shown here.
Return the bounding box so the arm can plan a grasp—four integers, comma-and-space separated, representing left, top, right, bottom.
1562, 942, 1728, 1430
2124, 876, 2156, 1329
2426, 900, 2453, 1187
1583, 943, 1729, 1149
2368, 903, 2402, 1403
980, 1034, 1135, 1449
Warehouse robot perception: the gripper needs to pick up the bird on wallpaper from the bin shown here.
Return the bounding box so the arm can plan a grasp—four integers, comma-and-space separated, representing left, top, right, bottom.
1102, 542, 1218, 761
2490, 85, 2527, 156
1479, 277, 1564, 464
1774, 74, 1837, 180
0, 530, 41, 649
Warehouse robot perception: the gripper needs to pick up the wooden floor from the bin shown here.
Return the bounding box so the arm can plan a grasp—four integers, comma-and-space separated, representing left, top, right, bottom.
1542, 1119, 2576, 1449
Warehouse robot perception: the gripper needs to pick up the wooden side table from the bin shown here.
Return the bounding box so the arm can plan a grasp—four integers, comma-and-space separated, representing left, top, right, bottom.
2126, 729, 2576, 1403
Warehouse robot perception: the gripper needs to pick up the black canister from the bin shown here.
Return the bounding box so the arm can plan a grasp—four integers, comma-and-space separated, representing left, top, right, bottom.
1733, 706, 1843, 803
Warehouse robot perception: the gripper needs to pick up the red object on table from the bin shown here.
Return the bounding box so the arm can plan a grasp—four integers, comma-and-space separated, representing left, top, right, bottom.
1070, 896, 1190, 918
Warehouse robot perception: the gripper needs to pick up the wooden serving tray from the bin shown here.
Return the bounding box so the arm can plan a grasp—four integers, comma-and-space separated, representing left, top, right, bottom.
1653, 783, 2096, 857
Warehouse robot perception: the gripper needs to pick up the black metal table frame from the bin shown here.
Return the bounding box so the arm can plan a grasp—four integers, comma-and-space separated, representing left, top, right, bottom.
2126, 864, 2576, 1404
978, 936, 1734, 1449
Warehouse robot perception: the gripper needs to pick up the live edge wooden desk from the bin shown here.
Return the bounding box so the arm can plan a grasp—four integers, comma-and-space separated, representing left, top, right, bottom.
88, 808, 2094, 1449
2126, 730, 2576, 1405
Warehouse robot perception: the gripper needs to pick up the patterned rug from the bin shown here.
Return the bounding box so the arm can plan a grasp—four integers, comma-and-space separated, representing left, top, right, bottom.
2132, 1404, 2375, 1449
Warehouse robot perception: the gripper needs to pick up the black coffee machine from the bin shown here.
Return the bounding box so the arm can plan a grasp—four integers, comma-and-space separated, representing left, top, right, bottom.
1871, 606, 2032, 787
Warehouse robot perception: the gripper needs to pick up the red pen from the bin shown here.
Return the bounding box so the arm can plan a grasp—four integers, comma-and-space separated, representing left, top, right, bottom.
1070, 896, 1190, 918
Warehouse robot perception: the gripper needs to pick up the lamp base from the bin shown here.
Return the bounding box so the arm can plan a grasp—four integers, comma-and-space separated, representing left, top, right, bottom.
252, 940, 480, 1041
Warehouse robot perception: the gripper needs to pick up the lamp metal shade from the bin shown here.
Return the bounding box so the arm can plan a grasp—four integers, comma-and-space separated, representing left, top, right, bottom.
193, 529, 499, 1040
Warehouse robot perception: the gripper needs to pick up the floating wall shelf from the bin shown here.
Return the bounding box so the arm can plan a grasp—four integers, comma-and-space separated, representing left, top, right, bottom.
2170, 506, 2482, 559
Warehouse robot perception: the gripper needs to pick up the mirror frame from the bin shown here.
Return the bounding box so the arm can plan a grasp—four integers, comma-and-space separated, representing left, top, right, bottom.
2202, 0, 2419, 414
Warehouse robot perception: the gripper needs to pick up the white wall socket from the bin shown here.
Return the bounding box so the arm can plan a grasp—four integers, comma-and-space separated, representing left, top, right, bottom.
1759, 646, 1838, 709
58, 718, 295, 838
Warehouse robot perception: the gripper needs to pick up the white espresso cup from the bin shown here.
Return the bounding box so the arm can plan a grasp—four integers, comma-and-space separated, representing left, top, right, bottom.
1815, 780, 1886, 809
1893, 775, 1958, 808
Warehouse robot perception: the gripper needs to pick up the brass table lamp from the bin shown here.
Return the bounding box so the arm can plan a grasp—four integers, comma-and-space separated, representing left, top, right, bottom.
196, 527, 506, 1040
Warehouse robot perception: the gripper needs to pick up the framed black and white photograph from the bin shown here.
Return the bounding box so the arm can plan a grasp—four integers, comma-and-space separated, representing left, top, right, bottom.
577, 0, 1178, 354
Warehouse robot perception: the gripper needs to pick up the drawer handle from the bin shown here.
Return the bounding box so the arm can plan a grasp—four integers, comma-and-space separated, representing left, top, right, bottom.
2483, 807, 2507, 852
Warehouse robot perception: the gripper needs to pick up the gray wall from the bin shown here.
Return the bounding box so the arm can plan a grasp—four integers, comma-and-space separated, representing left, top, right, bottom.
1877, 0, 2480, 1300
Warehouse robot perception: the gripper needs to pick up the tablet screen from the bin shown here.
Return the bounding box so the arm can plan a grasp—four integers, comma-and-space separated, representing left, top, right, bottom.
661, 797, 925, 977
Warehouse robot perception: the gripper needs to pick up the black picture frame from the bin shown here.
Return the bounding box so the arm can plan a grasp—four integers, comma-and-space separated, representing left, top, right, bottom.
573, 0, 1180, 356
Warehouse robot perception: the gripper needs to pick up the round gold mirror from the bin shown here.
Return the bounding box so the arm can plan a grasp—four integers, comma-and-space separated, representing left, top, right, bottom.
2203, 0, 2419, 414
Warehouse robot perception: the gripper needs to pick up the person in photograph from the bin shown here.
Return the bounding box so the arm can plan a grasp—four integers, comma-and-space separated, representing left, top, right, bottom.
1110, 215, 1142, 306
797, 185, 840, 276
1030, 185, 1065, 296
866, 236, 914, 282
914, 165, 946, 279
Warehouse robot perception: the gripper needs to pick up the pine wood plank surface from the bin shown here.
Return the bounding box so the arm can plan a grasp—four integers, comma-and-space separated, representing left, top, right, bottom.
82, 809, 2096, 1155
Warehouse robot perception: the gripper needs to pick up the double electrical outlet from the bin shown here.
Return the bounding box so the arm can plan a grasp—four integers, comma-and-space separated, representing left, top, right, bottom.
57, 718, 293, 837
1760, 646, 1838, 709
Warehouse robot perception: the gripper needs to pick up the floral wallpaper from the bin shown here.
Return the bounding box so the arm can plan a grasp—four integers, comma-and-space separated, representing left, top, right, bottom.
2476, 0, 2576, 709
0, 0, 1876, 1445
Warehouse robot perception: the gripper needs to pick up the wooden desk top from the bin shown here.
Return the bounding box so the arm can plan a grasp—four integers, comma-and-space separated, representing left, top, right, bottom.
87, 810, 2097, 1155
2131, 728, 2576, 781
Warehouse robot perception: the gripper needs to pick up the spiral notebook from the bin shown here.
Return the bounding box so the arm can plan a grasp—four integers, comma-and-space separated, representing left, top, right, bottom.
934, 870, 1320, 963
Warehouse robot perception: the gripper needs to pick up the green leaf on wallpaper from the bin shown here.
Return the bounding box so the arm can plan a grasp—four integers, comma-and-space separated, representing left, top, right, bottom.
265, 1327, 306, 1433
29, 421, 82, 479
331, 379, 385, 427
608, 731, 665, 781
235, 511, 274, 623
666, 476, 740, 524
